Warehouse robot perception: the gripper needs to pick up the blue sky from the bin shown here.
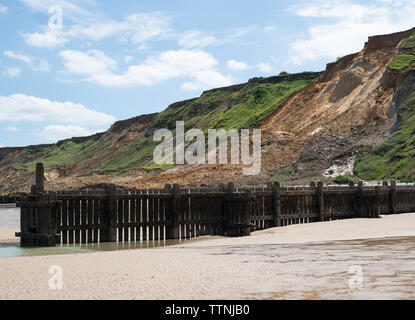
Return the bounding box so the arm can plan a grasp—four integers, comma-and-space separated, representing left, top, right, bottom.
0, 0, 414, 147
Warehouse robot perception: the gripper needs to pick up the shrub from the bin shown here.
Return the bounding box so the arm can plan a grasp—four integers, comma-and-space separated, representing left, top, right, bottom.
331, 174, 359, 185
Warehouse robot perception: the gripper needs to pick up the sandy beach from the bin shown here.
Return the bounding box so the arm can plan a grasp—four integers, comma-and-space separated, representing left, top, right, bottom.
0, 214, 415, 300
0, 229, 18, 244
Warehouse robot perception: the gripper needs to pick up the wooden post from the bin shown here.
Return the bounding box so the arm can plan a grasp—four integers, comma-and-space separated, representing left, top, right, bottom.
317, 181, 324, 221
390, 180, 397, 214
171, 184, 180, 239
49, 191, 60, 246
355, 181, 364, 217
227, 182, 235, 194
100, 184, 115, 243
224, 182, 235, 236
309, 182, 316, 224
35, 163, 45, 194
242, 189, 253, 236
273, 182, 281, 227
374, 186, 381, 218
16, 164, 62, 247
217, 183, 225, 235
107, 184, 117, 242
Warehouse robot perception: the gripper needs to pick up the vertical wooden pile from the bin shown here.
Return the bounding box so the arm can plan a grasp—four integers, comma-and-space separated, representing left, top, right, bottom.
224, 183, 253, 237
16, 163, 62, 247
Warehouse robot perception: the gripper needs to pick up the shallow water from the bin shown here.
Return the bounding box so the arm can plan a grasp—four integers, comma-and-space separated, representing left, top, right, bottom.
0, 237, 218, 258
0, 207, 217, 258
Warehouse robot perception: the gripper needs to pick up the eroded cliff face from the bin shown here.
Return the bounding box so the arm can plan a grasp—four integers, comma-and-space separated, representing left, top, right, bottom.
257, 28, 415, 184
1, 28, 414, 194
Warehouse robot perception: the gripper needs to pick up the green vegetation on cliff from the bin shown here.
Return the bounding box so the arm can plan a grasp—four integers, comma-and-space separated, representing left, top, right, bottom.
331, 174, 359, 185
16, 138, 110, 172
389, 34, 415, 70
389, 54, 415, 70
98, 74, 317, 174
354, 90, 415, 180
6, 72, 319, 175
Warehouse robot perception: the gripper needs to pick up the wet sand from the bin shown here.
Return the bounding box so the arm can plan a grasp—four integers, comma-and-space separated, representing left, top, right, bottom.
0, 214, 414, 300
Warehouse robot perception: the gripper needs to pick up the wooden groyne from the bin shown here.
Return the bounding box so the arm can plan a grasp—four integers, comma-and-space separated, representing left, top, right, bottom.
14, 164, 415, 247
0, 196, 23, 205
0, 203, 17, 209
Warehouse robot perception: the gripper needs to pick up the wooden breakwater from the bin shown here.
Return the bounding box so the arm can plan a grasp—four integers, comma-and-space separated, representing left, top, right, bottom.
13, 164, 415, 247
0, 203, 17, 209
0, 195, 23, 205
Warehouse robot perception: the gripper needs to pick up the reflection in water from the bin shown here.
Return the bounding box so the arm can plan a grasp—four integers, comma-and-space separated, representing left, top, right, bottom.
0, 236, 218, 258
0, 207, 219, 258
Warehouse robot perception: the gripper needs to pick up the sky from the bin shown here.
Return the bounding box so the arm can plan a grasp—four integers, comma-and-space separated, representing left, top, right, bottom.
0, 0, 414, 147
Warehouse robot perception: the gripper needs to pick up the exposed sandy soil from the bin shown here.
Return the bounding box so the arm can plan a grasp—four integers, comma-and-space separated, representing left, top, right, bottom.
0, 214, 414, 300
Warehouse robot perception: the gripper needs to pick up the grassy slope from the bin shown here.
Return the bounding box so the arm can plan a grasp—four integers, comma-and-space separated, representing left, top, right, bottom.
15, 136, 113, 172
389, 34, 415, 70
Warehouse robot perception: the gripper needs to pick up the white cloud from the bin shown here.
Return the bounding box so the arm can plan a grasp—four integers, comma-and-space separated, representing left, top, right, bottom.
23, 28, 68, 48
60, 49, 117, 76
0, 4, 7, 14
178, 30, 218, 49
0, 142, 5, 148
227, 26, 254, 39
124, 56, 133, 63
288, 0, 415, 65
264, 26, 276, 32
3, 67, 21, 77
0, 94, 116, 126
6, 126, 19, 132
68, 12, 171, 43
4, 51, 31, 64
226, 59, 274, 74
19, 0, 94, 20
257, 62, 273, 73
59, 49, 233, 90
39, 125, 93, 142
177, 26, 256, 50
291, 1, 378, 19
23, 12, 172, 48
4, 50, 51, 72
181, 70, 233, 91
227, 59, 251, 71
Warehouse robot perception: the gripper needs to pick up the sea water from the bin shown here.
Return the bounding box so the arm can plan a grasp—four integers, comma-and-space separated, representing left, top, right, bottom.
0, 207, 215, 258
0, 207, 19, 229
